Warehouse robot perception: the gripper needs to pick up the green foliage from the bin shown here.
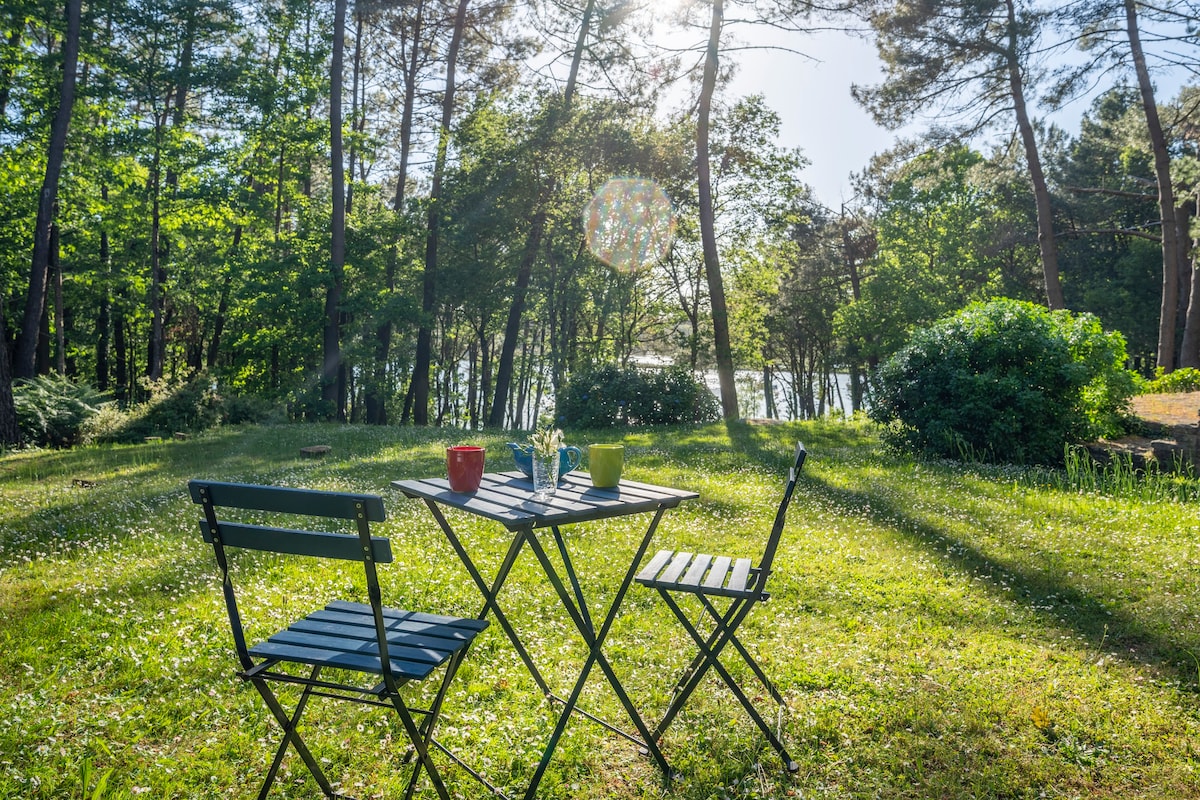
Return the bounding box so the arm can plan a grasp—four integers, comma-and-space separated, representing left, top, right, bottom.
556, 364, 719, 428
88, 375, 276, 443
1055, 88, 1162, 355
1142, 367, 1200, 394
13, 375, 108, 448
837, 145, 1043, 365
870, 298, 1136, 465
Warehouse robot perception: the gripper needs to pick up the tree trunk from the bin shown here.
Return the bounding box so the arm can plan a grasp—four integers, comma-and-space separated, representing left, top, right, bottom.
96, 184, 110, 391
367, 0, 426, 425
207, 227, 240, 369
488, 0, 594, 428
0, 28, 22, 119
147, 128, 165, 381
0, 300, 18, 446
147, 8, 196, 383
413, 0, 469, 426
697, 0, 738, 420
323, 0, 348, 419
274, 143, 286, 238
53, 224, 65, 374
114, 293, 128, 404
480, 322, 494, 421
37, 270, 50, 375
1181, 189, 1200, 367
1125, 0, 1181, 370
15, 0, 81, 378
488, 211, 545, 427
1005, 0, 1063, 310
346, 8, 363, 217
166, 7, 194, 188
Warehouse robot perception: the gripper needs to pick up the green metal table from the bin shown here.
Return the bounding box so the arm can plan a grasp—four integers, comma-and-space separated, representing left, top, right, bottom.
392, 470, 698, 799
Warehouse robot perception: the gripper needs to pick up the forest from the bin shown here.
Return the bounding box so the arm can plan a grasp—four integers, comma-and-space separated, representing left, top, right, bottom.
3, 0, 1200, 443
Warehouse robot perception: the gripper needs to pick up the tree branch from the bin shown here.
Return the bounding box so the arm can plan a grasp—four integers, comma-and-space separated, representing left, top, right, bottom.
1064, 184, 1157, 200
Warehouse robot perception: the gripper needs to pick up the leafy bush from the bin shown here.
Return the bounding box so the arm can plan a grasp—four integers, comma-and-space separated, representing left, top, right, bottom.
221, 393, 276, 425
1142, 367, 1200, 394
556, 364, 719, 428
91, 374, 276, 444
870, 298, 1137, 465
13, 375, 109, 448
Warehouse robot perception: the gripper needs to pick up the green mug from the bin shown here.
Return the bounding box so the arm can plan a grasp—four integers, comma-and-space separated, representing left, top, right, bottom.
588, 444, 624, 488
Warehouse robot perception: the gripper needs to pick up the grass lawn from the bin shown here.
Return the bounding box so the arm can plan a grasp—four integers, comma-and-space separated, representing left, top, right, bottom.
2, 419, 1199, 799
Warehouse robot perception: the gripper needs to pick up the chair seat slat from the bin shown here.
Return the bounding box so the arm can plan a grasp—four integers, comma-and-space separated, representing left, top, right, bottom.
658, 551, 694, 584
636, 549, 674, 583
308, 610, 481, 644
292, 618, 478, 652
249, 640, 437, 680
680, 554, 713, 587
701, 555, 732, 589
325, 599, 488, 632
726, 558, 753, 593
268, 629, 451, 665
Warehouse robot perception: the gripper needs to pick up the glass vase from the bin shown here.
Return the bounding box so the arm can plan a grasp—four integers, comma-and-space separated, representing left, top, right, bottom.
531, 449, 560, 502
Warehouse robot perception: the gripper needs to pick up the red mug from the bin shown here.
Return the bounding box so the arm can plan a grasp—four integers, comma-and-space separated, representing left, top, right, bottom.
446, 446, 485, 493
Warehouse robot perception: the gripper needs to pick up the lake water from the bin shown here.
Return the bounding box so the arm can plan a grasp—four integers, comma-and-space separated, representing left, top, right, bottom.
705, 369, 857, 420
509, 368, 857, 428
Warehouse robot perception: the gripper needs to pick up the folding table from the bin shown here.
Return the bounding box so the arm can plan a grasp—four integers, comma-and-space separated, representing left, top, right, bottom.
392, 470, 698, 799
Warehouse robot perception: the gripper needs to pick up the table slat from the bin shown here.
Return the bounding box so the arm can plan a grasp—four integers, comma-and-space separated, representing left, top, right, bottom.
393, 471, 698, 531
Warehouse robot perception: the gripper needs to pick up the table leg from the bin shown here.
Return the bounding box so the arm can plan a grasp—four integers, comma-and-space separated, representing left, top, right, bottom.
552, 526, 594, 634
424, 501, 553, 697
520, 509, 672, 798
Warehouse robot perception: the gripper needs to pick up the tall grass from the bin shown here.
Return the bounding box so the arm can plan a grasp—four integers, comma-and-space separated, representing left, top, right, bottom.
1040, 445, 1200, 504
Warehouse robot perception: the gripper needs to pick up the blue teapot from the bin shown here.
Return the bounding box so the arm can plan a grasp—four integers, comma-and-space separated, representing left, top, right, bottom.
506, 442, 583, 481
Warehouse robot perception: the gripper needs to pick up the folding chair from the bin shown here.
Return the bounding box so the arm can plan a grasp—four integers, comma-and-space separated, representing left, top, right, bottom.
635, 442, 807, 772
189, 480, 488, 800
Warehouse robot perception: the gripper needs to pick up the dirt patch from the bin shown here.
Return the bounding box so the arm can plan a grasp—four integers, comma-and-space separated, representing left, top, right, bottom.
1094, 391, 1200, 472
1089, 393, 1200, 472
1129, 391, 1200, 428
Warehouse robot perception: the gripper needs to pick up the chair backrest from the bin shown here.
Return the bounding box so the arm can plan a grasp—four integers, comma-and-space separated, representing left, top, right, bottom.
753, 442, 807, 586
189, 480, 392, 670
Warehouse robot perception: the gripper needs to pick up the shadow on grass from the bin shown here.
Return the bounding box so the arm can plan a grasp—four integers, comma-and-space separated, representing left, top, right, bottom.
801, 465, 1200, 691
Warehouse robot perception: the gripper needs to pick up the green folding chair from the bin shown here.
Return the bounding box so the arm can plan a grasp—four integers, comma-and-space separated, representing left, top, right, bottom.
635, 442, 807, 772
190, 480, 488, 800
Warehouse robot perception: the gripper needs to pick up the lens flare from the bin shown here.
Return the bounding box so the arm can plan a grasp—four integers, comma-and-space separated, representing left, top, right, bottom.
583, 177, 675, 274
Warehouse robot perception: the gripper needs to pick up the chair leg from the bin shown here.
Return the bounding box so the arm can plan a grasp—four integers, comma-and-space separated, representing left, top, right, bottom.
651, 591, 750, 740
382, 677, 453, 800
698, 640, 798, 772
252, 667, 337, 799
669, 601, 798, 772
670, 596, 743, 695
400, 648, 471, 800
654, 593, 798, 773
698, 595, 784, 705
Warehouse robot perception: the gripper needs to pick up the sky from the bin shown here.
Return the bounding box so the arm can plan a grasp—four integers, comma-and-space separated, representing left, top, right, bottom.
639, 15, 906, 210
722, 23, 1191, 211
719, 27, 910, 209
724, 28, 900, 209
